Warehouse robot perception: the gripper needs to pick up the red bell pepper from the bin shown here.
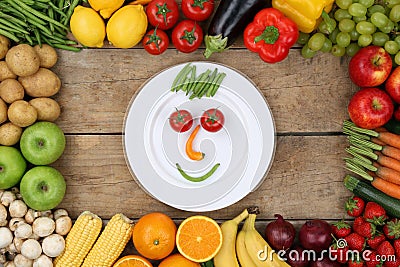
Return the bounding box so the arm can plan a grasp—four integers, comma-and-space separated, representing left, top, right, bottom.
243, 7, 299, 64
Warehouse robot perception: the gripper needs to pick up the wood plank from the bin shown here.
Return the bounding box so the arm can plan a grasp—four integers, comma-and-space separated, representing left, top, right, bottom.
52, 48, 358, 134
53, 134, 352, 220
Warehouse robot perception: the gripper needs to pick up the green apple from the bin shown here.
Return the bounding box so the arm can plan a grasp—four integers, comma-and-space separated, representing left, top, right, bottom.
20, 121, 66, 165
20, 166, 66, 211
0, 146, 27, 189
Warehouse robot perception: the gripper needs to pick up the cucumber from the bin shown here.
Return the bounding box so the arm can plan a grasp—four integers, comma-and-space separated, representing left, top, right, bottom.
344, 175, 400, 218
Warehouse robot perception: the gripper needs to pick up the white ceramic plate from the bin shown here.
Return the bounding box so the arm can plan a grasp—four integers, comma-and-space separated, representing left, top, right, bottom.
123, 62, 276, 212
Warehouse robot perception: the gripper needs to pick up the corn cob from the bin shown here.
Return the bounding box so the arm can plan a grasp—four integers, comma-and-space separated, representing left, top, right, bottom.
81, 213, 134, 267
54, 211, 103, 267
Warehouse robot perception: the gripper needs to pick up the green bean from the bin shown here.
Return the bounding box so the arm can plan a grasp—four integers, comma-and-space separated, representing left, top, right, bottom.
47, 6, 54, 32
171, 63, 191, 92
33, 28, 42, 46
5, 0, 47, 25
0, 19, 29, 34
192, 69, 211, 95
0, 12, 29, 27
176, 163, 220, 182
48, 1, 67, 18
206, 69, 220, 97
211, 73, 226, 97
62, 0, 80, 25
198, 68, 217, 98
51, 43, 81, 52
186, 65, 196, 92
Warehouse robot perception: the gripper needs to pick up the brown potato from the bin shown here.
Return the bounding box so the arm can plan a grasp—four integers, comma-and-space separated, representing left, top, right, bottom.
0, 122, 22, 146
0, 79, 24, 104
5, 44, 40, 77
7, 100, 37, 127
29, 97, 61, 122
18, 68, 61, 97
0, 35, 10, 60
0, 61, 16, 81
0, 98, 7, 124
34, 44, 58, 68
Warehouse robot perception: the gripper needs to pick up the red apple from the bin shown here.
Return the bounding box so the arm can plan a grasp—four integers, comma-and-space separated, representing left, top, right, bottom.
348, 87, 394, 129
386, 66, 400, 104
394, 106, 400, 121
348, 45, 392, 87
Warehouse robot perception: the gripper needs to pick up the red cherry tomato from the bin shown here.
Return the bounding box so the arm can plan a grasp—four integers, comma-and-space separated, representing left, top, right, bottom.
171, 20, 203, 53
181, 0, 214, 21
142, 28, 169, 55
169, 109, 193, 132
146, 0, 179, 30
200, 108, 224, 132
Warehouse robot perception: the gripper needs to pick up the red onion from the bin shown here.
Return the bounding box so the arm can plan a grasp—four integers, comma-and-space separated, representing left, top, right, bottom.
286, 246, 309, 267
265, 214, 296, 251
310, 256, 341, 267
298, 220, 332, 252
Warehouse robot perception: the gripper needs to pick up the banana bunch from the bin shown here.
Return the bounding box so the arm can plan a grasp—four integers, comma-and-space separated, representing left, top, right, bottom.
214, 208, 290, 267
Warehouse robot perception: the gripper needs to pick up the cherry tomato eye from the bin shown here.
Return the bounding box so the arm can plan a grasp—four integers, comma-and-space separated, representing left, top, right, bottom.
171, 20, 203, 53
146, 0, 179, 30
200, 108, 224, 132
143, 28, 169, 55
169, 109, 194, 133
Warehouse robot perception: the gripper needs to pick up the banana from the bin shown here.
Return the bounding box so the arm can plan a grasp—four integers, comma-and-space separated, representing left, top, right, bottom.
244, 214, 291, 267
213, 208, 251, 267
236, 213, 257, 267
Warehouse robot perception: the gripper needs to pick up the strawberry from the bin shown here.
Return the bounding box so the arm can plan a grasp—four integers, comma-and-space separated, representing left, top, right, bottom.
348, 257, 365, 267
367, 233, 387, 250
393, 239, 400, 257
353, 217, 376, 239
345, 232, 366, 252
377, 241, 395, 258
363, 202, 388, 226
365, 250, 383, 267
383, 258, 400, 267
332, 220, 352, 238
330, 243, 349, 264
383, 219, 400, 240
346, 196, 366, 217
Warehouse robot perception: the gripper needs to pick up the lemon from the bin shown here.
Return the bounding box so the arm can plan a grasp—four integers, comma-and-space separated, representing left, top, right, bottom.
88, 0, 124, 19
70, 6, 106, 48
106, 5, 148, 49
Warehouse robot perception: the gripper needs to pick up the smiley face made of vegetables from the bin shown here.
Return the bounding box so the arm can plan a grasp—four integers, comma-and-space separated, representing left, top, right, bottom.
169, 108, 225, 182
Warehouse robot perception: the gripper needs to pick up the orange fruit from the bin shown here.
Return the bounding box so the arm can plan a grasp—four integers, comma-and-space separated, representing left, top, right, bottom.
113, 255, 153, 267
132, 212, 177, 260
158, 253, 200, 267
176, 215, 223, 263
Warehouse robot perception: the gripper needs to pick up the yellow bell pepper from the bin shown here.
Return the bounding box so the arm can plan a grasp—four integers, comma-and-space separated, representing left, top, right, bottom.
272, 0, 335, 33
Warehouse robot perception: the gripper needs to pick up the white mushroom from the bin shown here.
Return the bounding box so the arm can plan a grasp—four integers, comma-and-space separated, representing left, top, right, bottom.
5, 261, 16, 267
36, 210, 52, 219
24, 210, 35, 225
9, 200, 27, 218
8, 218, 25, 232
32, 217, 55, 237
33, 255, 52, 267
0, 190, 4, 199
42, 234, 65, 257
12, 238, 23, 254
20, 239, 41, 260
0, 227, 13, 248
0, 250, 6, 264
13, 254, 33, 267
1, 191, 16, 207
0, 204, 7, 226
27, 233, 39, 241
14, 223, 32, 239
10, 188, 21, 200
55, 216, 72, 236
53, 209, 68, 220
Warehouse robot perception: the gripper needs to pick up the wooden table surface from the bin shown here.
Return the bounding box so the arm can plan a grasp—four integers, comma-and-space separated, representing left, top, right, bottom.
49, 39, 358, 222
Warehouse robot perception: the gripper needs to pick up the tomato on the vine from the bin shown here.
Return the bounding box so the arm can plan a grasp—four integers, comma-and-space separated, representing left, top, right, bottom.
181, 0, 214, 21
146, 0, 179, 30
200, 108, 224, 132
142, 28, 169, 55
169, 109, 193, 133
171, 20, 203, 53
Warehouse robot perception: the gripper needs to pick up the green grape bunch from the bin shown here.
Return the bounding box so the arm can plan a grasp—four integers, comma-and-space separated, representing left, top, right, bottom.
299, 0, 400, 64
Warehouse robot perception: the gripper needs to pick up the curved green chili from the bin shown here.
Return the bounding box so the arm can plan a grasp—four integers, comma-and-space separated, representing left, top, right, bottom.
176, 163, 220, 182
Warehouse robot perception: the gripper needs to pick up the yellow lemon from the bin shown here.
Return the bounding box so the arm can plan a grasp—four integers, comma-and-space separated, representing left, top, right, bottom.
106, 5, 148, 49
88, 0, 124, 19
70, 6, 106, 48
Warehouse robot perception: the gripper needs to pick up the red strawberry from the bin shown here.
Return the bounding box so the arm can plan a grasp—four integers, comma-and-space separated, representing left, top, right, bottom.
332, 220, 352, 238
367, 233, 387, 250
384, 257, 400, 267
377, 241, 395, 258
365, 250, 382, 267
353, 217, 376, 239
330, 243, 349, 264
393, 239, 400, 257
383, 219, 400, 240
348, 257, 365, 267
346, 232, 366, 252
363, 202, 388, 226
346, 196, 366, 217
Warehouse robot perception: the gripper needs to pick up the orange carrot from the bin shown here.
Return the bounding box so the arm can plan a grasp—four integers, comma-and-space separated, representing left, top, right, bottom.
375, 151, 400, 173
381, 145, 400, 161
371, 137, 386, 146
371, 163, 400, 185
377, 132, 400, 150
372, 177, 400, 200
186, 125, 204, 161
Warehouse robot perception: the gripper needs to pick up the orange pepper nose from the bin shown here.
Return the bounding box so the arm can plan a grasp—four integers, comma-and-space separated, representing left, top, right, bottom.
186, 125, 204, 161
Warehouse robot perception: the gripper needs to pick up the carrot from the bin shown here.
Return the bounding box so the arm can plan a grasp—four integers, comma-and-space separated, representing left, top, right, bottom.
375, 151, 400, 173
371, 137, 386, 146
371, 162, 400, 185
372, 177, 400, 200
186, 125, 204, 161
376, 131, 400, 150
381, 145, 400, 162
